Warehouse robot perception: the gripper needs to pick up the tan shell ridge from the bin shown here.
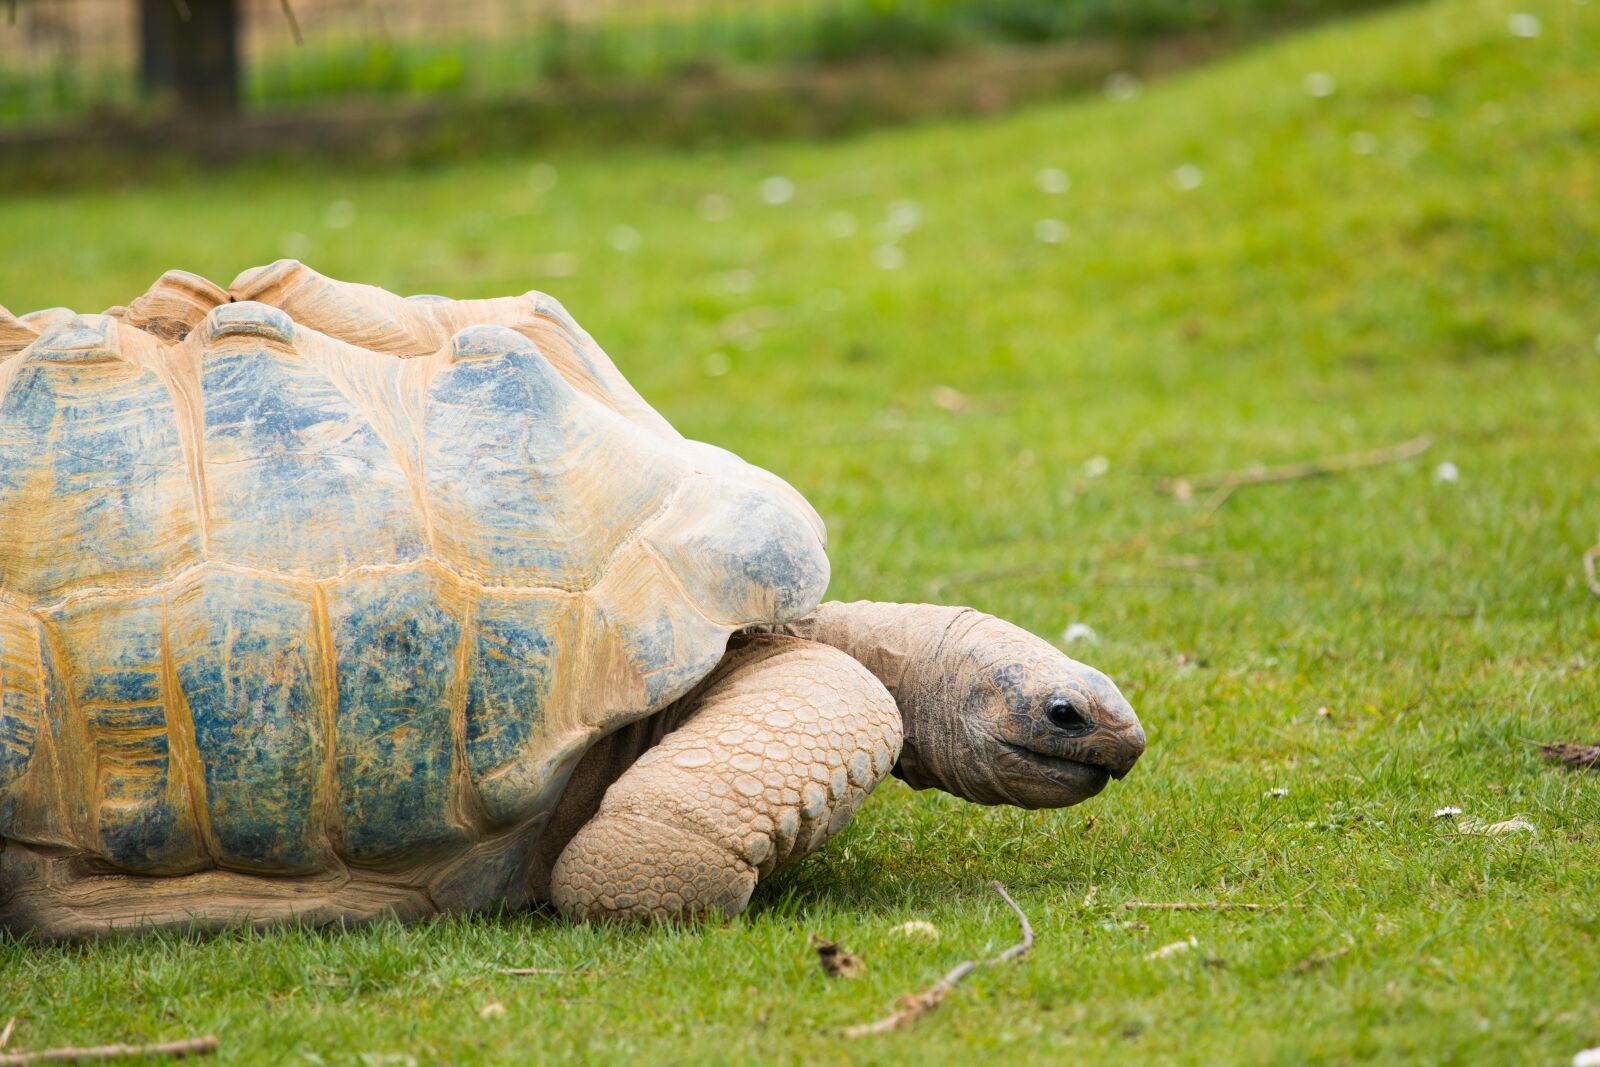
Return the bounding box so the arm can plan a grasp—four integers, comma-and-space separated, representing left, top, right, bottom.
0, 262, 829, 887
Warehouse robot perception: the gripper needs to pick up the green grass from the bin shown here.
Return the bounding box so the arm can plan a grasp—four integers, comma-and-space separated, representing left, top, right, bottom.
2, 0, 1598, 1061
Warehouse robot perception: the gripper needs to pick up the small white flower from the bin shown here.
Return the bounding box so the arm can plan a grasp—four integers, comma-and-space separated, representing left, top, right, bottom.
1433, 461, 1460, 483
826, 211, 858, 238
527, 162, 558, 192
697, 194, 731, 221
1146, 936, 1197, 960
1303, 72, 1337, 98
892, 920, 941, 941
1104, 71, 1142, 101
709, 268, 755, 295
1082, 455, 1110, 477
1265, 787, 1289, 798
1432, 806, 1463, 818
886, 199, 921, 231
1034, 218, 1068, 244
930, 385, 967, 413
1348, 131, 1380, 155
1508, 12, 1542, 37
1572, 1047, 1600, 1067
873, 245, 905, 271
280, 232, 313, 260
1035, 167, 1071, 194
1061, 623, 1098, 645
759, 175, 795, 205
1172, 164, 1203, 191
324, 200, 356, 229
608, 224, 641, 253
701, 352, 732, 378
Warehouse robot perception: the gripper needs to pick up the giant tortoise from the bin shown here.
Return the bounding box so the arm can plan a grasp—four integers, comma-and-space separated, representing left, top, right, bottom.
0, 262, 1144, 937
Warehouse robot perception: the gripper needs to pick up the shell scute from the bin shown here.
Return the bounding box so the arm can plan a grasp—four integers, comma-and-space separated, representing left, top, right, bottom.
0, 305, 39, 358
328, 566, 471, 867
0, 318, 200, 599
422, 326, 684, 587
647, 480, 830, 627
462, 593, 570, 826
0, 607, 44, 817
0, 611, 75, 853
46, 594, 204, 873
109, 269, 227, 343
203, 300, 295, 348
168, 571, 329, 873
588, 548, 729, 709
25, 314, 123, 363
199, 314, 426, 577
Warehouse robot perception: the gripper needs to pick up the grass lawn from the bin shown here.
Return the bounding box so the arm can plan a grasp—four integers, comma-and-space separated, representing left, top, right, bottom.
2, 0, 1598, 1061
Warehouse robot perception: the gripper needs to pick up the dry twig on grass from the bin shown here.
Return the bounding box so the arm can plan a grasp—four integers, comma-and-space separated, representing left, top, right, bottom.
1124, 885, 1312, 914
0, 1036, 216, 1065
1122, 900, 1281, 912
1163, 434, 1433, 512
842, 881, 1032, 1038
0, 1019, 14, 1051
496, 967, 568, 976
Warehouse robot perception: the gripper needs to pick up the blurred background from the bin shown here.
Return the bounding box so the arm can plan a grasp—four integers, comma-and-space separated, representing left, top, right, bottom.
4, 0, 1391, 148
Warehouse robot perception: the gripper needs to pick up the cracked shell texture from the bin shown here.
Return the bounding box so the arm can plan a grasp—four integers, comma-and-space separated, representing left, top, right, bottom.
0, 263, 828, 880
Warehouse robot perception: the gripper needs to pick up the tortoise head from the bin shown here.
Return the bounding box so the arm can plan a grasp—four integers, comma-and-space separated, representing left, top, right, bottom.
783, 602, 1145, 810
889, 611, 1146, 809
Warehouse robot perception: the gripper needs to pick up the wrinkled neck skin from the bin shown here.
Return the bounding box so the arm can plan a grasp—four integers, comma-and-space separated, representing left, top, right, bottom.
768, 601, 1019, 803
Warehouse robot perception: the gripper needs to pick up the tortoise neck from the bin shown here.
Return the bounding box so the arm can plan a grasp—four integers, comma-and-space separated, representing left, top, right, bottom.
761, 601, 984, 791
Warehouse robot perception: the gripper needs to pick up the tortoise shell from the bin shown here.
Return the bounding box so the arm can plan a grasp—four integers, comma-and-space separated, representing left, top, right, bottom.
0, 262, 827, 911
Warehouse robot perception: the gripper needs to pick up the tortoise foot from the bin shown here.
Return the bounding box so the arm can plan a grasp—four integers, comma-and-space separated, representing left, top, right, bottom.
550, 635, 902, 922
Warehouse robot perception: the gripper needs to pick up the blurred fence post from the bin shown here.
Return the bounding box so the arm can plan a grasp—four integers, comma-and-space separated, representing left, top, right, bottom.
139, 0, 241, 113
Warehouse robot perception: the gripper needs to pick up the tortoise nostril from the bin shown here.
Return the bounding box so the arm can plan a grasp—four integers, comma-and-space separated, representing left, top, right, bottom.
1045, 698, 1094, 735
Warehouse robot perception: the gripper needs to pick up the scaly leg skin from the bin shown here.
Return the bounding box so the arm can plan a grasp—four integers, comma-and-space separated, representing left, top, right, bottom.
550, 634, 902, 922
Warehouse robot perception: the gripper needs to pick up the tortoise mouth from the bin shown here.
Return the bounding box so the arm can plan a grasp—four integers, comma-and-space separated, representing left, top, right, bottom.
998, 741, 1112, 798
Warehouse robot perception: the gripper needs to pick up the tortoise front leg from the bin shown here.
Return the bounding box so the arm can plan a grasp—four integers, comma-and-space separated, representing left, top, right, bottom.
550, 635, 902, 921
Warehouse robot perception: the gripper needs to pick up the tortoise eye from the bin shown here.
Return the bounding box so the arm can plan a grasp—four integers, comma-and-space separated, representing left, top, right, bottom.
1045, 698, 1093, 735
